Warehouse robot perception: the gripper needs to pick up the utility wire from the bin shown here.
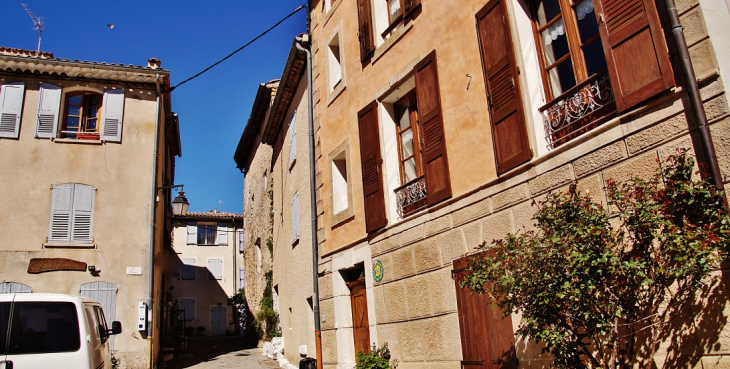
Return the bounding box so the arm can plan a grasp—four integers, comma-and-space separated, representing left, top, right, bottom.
170, 5, 306, 92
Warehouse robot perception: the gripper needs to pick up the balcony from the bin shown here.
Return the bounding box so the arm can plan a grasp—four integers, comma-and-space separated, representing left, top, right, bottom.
541, 72, 616, 149
395, 176, 427, 218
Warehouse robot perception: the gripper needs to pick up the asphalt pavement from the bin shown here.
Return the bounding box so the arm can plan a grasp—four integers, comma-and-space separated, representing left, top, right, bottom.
163, 336, 279, 369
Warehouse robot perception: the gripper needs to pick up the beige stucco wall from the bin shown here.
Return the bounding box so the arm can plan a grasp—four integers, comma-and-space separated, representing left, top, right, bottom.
0, 75, 164, 368
169, 218, 242, 335
271, 78, 317, 365
308, 0, 730, 368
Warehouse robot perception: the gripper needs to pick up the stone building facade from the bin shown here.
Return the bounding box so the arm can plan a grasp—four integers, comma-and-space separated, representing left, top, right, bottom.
304, 0, 730, 368
0, 47, 181, 367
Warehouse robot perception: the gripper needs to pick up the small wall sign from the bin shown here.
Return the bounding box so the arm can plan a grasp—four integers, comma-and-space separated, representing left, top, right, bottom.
372, 260, 384, 282
126, 267, 142, 275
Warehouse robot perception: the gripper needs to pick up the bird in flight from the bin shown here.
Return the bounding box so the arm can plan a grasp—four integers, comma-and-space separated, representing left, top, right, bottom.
107, 24, 115, 30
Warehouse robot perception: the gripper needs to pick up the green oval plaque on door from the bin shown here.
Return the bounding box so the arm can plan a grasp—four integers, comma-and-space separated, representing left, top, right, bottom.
373, 260, 384, 282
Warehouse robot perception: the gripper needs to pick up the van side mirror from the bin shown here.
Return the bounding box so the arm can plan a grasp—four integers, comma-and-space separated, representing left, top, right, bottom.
108, 321, 122, 335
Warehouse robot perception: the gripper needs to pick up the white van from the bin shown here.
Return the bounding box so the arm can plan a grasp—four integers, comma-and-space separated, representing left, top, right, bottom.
0, 293, 122, 369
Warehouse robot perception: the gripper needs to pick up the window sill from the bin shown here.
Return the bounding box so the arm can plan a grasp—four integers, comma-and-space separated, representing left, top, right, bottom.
372, 22, 414, 65
327, 81, 346, 106
43, 242, 96, 249
54, 138, 102, 145
331, 208, 355, 229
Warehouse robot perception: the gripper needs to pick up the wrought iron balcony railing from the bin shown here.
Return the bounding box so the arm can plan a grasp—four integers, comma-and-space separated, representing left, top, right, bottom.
395, 176, 428, 218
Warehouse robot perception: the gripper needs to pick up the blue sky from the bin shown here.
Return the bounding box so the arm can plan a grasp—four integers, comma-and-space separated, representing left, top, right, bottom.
1, 1, 308, 214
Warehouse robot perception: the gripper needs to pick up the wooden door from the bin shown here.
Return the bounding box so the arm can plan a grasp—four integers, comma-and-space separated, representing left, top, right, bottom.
349, 279, 370, 355
211, 307, 227, 336
453, 257, 517, 369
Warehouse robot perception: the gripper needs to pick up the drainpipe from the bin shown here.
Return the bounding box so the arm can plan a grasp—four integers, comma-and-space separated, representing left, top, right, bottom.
295, 33, 323, 369
663, 0, 728, 211
147, 73, 163, 368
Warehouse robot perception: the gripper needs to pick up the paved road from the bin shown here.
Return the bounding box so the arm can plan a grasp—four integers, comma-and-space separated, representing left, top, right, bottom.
164, 336, 279, 369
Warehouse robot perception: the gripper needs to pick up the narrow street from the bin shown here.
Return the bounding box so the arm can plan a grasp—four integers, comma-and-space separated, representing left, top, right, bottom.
164, 336, 278, 369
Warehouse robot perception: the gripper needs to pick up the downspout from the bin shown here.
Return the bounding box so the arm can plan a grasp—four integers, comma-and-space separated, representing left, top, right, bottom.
295, 33, 323, 369
664, 0, 728, 211
148, 73, 162, 369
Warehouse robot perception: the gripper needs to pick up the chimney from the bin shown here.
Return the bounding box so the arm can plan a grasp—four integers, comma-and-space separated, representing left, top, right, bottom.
147, 57, 161, 69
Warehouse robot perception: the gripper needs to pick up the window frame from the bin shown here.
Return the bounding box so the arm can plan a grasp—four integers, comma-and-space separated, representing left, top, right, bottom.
393, 91, 422, 185
61, 91, 102, 139
196, 223, 217, 245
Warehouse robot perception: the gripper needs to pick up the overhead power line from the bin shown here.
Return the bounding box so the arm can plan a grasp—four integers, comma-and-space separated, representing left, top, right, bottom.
170, 5, 306, 92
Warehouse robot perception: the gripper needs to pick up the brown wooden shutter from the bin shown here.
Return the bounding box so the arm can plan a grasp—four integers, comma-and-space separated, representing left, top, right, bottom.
477, 0, 531, 175
402, 0, 421, 17
594, 0, 674, 112
414, 51, 452, 205
357, 0, 375, 62
358, 101, 387, 233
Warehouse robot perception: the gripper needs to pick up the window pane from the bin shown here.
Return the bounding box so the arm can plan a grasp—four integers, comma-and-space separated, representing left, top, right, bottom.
547, 59, 577, 96
68, 95, 82, 105
400, 128, 414, 159
534, 0, 562, 27
67, 105, 81, 116
87, 95, 101, 107
86, 119, 98, 131
582, 40, 608, 77
388, 0, 402, 23
396, 100, 411, 131
66, 117, 80, 130
88, 107, 100, 119
541, 18, 570, 65
403, 158, 417, 183
9, 302, 80, 354
574, 1, 599, 43
0, 302, 10, 355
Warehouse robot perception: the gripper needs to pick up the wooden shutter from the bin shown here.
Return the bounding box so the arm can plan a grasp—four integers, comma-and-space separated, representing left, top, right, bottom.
208, 259, 223, 280
289, 111, 297, 166
182, 258, 196, 280
36, 83, 62, 139
0, 82, 25, 139
595, 0, 674, 112
217, 224, 228, 245
187, 222, 197, 245
292, 192, 300, 242
48, 184, 74, 242
402, 0, 421, 17
357, 101, 387, 233
101, 89, 124, 142
72, 184, 95, 243
357, 0, 375, 62
477, 0, 531, 175
414, 51, 452, 204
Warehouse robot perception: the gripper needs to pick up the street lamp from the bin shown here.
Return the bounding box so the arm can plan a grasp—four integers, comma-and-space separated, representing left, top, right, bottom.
172, 191, 189, 216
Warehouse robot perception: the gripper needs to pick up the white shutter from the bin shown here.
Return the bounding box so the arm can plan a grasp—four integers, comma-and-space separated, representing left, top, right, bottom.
289, 111, 297, 166
101, 89, 124, 142
187, 222, 197, 245
217, 224, 228, 245
36, 83, 62, 138
1, 282, 32, 293
208, 259, 223, 280
182, 258, 196, 280
238, 230, 244, 252
0, 82, 25, 139
72, 184, 95, 243
48, 184, 74, 242
292, 192, 299, 243
238, 268, 245, 289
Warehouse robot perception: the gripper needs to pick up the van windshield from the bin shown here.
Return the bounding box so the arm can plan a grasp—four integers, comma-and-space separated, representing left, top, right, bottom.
8, 302, 80, 354
0, 302, 10, 355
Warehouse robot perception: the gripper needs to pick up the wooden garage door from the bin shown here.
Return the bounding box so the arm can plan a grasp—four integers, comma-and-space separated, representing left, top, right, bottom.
453, 257, 517, 368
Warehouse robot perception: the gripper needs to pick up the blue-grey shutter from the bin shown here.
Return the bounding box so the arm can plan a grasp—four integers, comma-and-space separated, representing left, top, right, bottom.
187, 222, 197, 245
0, 282, 32, 293
49, 184, 74, 242
238, 230, 244, 252
80, 282, 117, 348
36, 83, 62, 138
101, 89, 124, 142
182, 258, 196, 280
289, 111, 297, 166
208, 258, 223, 280
180, 299, 195, 320
0, 82, 25, 139
217, 224, 228, 245
292, 192, 299, 242
72, 184, 95, 244
238, 268, 245, 290
211, 307, 227, 335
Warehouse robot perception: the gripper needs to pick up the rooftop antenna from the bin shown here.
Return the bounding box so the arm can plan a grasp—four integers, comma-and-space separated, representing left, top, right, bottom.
21, 3, 43, 53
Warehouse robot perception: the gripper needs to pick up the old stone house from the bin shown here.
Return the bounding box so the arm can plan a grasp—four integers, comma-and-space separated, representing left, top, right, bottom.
304, 0, 730, 367
0, 47, 181, 367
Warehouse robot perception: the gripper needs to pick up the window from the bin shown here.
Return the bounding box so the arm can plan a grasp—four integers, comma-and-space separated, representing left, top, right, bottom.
256, 238, 262, 273
327, 28, 345, 95
292, 192, 300, 244
289, 111, 297, 167
387, 0, 403, 26
182, 258, 196, 280
48, 183, 95, 244
60, 89, 124, 141
0, 82, 25, 139
188, 222, 228, 245
197, 224, 216, 245
238, 230, 244, 253
93, 306, 110, 344
8, 302, 80, 354
329, 140, 354, 227
208, 258, 223, 280
179, 299, 195, 321
394, 91, 421, 184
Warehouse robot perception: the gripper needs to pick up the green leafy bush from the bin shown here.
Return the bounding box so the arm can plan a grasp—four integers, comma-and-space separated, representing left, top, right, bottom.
459, 151, 729, 368
356, 343, 391, 369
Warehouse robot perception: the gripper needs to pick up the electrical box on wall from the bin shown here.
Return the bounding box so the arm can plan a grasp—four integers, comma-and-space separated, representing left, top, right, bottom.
138, 301, 148, 331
